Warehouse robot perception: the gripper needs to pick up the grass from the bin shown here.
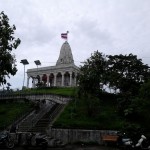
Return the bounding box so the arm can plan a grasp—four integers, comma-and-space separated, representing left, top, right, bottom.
1, 87, 125, 130
0, 102, 32, 130
0, 87, 76, 130
53, 98, 125, 130
14, 87, 76, 97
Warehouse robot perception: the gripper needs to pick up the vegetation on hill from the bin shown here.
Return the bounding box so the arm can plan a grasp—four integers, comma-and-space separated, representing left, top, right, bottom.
53, 80, 150, 139
0, 101, 32, 130
0, 80, 150, 137
14, 87, 76, 97
54, 93, 125, 130
54, 51, 150, 137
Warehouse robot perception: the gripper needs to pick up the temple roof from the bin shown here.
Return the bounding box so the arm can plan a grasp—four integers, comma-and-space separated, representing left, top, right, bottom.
56, 41, 74, 66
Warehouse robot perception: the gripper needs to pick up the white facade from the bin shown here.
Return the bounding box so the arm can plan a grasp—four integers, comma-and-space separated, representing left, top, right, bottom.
26, 41, 79, 88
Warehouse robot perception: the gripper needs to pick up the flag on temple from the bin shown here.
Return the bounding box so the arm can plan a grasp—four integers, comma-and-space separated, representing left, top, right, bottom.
61, 31, 69, 39
61, 33, 68, 39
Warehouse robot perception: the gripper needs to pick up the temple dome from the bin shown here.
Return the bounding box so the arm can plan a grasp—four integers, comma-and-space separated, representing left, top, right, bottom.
56, 41, 74, 66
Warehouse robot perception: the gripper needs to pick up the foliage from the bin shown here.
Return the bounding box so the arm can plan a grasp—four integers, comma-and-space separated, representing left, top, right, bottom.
121, 122, 142, 143
0, 102, 32, 129
78, 51, 107, 96
76, 51, 150, 132
0, 11, 21, 85
15, 87, 76, 97
116, 92, 133, 117
79, 93, 101, 117
78, 52, 150, 96
138, 79, 150, 99
107, 54, 150, 95
77, 51, 108, 117
36, 82, 45, 88
54, 96, 125, 130
118, 80, 150, 134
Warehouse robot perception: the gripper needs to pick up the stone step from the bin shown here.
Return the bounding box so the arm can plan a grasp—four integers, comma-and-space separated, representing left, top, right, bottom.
18, 103, 65, 133
18, 103, 55, 132
29, 104, 65, 133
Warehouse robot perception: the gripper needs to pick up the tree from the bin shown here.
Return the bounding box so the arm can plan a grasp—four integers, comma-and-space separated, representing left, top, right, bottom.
77, 51, 106, 117
78, 51, 107, 96
79, 52, 150, 96
123, 80, 150, 132
0, 11, 21, 85
106, 54, 150, 120
107, 54, 150, 95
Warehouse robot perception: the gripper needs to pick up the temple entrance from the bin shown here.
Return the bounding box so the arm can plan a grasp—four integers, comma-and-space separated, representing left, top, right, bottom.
49, 73, 54, 87
56, 73, 62, 86
42, 74, 47, 86
64, 72, 70, 86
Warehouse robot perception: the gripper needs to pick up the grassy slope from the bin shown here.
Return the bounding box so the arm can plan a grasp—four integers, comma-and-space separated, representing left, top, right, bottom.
0, 87, 75, 130
17, 87, 76, 97
1, 87, 124, 130
53, 96, 125, 130
0, 102, 32, 130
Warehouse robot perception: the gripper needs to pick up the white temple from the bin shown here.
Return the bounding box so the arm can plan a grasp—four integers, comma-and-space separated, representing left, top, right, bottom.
26, 41, 79, 88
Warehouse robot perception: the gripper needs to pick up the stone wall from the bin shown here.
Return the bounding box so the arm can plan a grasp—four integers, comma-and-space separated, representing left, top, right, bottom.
47, 128, 118, 145
0, 94, 72, 104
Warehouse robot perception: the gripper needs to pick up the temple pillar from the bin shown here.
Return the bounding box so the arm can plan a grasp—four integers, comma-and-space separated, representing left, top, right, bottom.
47, 74, 49, 87
32, 78, 35, 88
70, 72, 72, 87
74, 73, 77, 86
54, 73, 57, 86
61, 72, 64, 87
27, 76, 30, 88
40, 75, 42, 81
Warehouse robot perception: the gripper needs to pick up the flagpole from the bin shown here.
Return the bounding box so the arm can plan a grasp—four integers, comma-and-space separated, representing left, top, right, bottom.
67, 31, 69, 42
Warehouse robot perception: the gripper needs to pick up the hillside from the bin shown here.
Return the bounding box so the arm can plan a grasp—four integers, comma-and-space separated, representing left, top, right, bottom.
53, 93, 125, 130
0, 102, 32, 130
1, 87, 148, 135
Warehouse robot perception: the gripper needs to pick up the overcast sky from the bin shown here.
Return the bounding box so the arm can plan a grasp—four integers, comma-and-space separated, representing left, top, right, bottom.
0, 0, 150, 89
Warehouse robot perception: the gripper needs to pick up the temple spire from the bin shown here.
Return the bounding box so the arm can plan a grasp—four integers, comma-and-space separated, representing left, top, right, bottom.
56, 41, 74, 66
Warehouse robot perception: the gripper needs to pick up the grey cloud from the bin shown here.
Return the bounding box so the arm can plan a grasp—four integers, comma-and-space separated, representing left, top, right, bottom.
75, 18, 115, 51
16, 18, 56, 48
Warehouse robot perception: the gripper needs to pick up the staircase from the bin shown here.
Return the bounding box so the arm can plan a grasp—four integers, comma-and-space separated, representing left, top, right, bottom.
29, 103, 65, 133
17, 101, 66, 147
18, 102, 54, 132
18, 102, 65, 133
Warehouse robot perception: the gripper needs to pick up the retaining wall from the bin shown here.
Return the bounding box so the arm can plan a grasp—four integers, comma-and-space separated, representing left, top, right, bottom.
47, 128, 118, 145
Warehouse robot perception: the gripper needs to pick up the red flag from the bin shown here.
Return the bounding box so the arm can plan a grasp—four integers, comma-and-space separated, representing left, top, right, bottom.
61, 33, 67, 39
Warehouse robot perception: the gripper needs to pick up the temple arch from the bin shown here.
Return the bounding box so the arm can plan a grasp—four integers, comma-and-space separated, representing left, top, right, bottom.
49, 73, 54, 87
56, 72, 62, 87
64, 72, 70, 86
42, 74, 47, 86
72, 72, 75, 86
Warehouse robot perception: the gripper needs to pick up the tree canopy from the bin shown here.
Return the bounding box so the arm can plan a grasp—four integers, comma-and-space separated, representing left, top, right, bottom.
107, 53, 150, 95
78, 51, 107, 95
78, 51, 150, 96
0, 11, 21, 85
